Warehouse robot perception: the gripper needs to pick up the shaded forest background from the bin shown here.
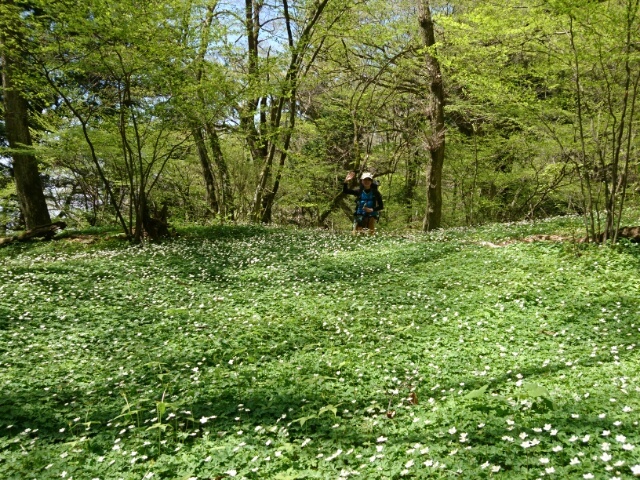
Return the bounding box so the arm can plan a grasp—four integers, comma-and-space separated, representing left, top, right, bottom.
1, 0, 639, 242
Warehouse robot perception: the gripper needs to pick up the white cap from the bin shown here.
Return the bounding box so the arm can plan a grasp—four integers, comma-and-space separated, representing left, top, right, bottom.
361, 172, 374, 181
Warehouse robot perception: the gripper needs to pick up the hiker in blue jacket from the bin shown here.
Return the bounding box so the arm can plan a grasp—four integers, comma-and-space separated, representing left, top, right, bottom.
343, 171, 384, 234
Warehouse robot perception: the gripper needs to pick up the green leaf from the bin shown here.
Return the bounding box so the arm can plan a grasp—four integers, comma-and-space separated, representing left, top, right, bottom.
463, 384, 488, 400
146, 423, 169, 432
293, 414, 317, 426
274, 470, 299, 480
318, 403, 341, 417
523, 383, 550, 398
113, 409, 141, 421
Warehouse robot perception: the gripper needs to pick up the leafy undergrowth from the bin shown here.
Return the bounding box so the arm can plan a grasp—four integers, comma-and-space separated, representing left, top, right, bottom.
1, 220, 639, 479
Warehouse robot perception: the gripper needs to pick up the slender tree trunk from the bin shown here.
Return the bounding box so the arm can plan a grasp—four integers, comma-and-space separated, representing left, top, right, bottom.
261, 92, 296, 223
1, 2, 51, 230
469, 124, 479, 225
244, 0, 271, 223
192, 126, 219, 215
204, 123, 234, 218
615, 69, 640, 240
247, 0, 330, 223
404, 148, 419, 223
417, 0, 445, 232
610, 0, 640, 241
242, 0, 265, 165
568, 17, 596, 242
192, 2, 232, 219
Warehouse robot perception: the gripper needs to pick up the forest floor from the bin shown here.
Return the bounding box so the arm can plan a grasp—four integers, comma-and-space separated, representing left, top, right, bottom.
1, 216, 639, 479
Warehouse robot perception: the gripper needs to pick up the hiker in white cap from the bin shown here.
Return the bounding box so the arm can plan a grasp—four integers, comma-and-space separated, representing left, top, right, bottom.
343, 171, 384, 234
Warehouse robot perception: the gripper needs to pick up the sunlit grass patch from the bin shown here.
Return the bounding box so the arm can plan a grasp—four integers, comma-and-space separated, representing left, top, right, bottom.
1, 222, 639, 479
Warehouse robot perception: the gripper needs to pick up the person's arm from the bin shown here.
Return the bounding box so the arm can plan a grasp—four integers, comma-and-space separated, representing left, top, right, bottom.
373, 189, 384, 211
343, 183, 359, 196
342, 171, 359, 196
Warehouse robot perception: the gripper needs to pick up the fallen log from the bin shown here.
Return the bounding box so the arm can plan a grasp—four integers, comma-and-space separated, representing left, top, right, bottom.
0, 221, 67, 247
580, 226, 640, 243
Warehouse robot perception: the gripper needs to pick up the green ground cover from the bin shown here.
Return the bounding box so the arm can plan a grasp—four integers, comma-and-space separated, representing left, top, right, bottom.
1, 220, 639, 479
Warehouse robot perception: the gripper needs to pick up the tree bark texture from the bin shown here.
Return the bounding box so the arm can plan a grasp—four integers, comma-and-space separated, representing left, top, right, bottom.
417, 0, 445, 232
0, 221, 66, 247
192, 126, 219, 215
204, 123, 234, 218
1, 2, 51, 230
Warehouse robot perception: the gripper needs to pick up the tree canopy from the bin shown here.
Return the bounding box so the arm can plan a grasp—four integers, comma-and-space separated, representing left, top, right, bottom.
1, 0, 638, 240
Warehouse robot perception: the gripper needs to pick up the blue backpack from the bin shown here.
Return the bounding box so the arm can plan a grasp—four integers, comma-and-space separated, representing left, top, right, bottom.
356, 189, 379, 217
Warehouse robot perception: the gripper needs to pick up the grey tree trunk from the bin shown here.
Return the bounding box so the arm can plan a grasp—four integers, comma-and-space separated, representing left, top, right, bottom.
417, 0, 445, 231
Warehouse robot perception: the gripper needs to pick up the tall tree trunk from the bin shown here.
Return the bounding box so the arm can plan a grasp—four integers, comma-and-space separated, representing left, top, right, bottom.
568, 17, 596, 242
204, 122, 234, 218
2, 70, 51, 229
1, 2, 51, 230
244, 0, 270, 223
404, 148, 419, 223
247, 0, 330, 223
610, 0, 640, 241
192, 126, 219, 215
417, 0, 445, 232
261, 94, 296, 223
192, 2, 233, 219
